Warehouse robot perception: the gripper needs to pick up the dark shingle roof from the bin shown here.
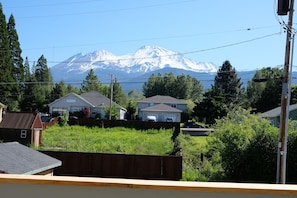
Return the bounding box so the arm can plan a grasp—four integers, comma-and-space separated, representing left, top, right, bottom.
0, 142, 61, 174
138, 95, 186, 104
0, 112, 42, 129
80, 91, 122, 108
141, 104, 182, 113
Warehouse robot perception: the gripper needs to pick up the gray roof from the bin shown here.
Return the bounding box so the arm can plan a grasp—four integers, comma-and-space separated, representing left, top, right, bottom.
138, 95, 186, 104
141, 103, 182, 113
261, 103, 297, 118
0, 142, 61, 174
49, 91, 126, 110
48, 92, 93, 107
80, 91, 122, 109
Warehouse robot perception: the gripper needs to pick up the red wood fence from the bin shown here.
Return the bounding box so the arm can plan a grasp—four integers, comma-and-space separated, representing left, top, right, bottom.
42, 151, 182, 180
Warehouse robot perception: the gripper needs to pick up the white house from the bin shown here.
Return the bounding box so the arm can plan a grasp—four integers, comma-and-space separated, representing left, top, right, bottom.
137, 95, 187, 122
48, 91, 126, 120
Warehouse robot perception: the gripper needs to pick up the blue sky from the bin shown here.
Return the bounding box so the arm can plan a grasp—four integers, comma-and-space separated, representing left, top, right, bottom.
1, 0, 294, 71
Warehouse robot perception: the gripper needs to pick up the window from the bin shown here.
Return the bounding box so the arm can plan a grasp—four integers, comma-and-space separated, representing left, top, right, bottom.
20, 130, 27, 138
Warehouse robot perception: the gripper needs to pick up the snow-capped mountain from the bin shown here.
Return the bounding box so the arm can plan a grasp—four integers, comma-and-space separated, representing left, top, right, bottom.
51, 45, 216, 75
50, 46, 218, 91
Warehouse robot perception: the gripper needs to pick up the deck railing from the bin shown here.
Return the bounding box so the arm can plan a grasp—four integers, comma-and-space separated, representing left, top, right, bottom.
0, 174, 297, 198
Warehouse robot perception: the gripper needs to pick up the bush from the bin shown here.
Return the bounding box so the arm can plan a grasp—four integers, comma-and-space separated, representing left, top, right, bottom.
58, 111, 69, 126
206, 107, 279, 182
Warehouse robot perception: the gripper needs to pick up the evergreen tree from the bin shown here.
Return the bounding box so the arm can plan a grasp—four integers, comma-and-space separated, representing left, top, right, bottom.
99, 84, 110, 97
20, 71, 36, 111
111, 78, 126, 106
31, 55, 53, 111
49, 81, 68, 102
142, 72, 203, 101
126, 99, 137, 120
213, 60, 244, 104
35, 55, 52, 82
246, 67, 282, 113
143, 73, 157, 97
189, 77, 204, 103
193, 87, 228, 124
193, 60, 243, 124
19, 57, 33, 111
7, 15, 24, 87
23, 57, 30, 81
7, 14, 24, 110
0, 4, 18, 109
175, 74, 188, 99
163, 72, 176, 96
81, 69, 101, 92
127, 89, 145, 100
67, 84, 80, 94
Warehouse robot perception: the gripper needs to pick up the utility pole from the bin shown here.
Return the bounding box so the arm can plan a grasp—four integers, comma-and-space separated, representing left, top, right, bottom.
109, 74, 114, 120
276, 0, 295, 184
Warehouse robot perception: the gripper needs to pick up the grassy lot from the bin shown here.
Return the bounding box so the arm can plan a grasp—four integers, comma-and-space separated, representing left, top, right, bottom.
39, 125, 176, 155
40, 125, 211, 181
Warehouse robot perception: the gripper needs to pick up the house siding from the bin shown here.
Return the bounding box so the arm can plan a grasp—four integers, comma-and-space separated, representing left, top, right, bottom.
137, 96, 186, 123
49, 92, 126, 120
49, 94, 91, 115
142, 111, 181, 122
265, 109, 297, 127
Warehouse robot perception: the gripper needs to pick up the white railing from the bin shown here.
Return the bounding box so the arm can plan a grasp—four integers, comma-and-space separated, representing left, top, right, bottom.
0, 174, 297, 198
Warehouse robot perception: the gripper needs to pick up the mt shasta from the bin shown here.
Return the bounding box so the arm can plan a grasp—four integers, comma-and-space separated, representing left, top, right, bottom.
50, 46, 218, 91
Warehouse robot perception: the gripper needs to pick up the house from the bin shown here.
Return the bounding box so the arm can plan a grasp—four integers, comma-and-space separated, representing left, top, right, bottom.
137, 95, 187, 122
0, 142, 61, 175
0, 112, 43, 147
261, 103, 297, 127
48, 91, 127, 120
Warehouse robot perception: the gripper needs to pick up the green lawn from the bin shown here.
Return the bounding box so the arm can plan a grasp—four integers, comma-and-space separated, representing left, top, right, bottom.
40, 125, 175, 155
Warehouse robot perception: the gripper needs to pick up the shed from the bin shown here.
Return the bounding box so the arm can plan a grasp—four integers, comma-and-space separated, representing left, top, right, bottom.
0, 142, 61, 175
0, 112, 43, 146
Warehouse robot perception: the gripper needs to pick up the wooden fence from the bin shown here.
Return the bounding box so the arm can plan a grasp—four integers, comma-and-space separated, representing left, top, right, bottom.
42, 151, 182, 180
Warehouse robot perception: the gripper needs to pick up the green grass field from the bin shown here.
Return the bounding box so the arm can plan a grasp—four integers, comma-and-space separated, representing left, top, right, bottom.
40, 125, 175, 155
40, 125, 211, 181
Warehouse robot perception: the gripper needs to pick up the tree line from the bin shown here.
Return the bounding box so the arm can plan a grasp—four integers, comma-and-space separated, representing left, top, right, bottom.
0, 2, 292, 124
143, 60, 290, 125
0, 3, 130, 113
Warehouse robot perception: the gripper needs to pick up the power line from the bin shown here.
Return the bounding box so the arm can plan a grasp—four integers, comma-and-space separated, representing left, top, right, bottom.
11, 0, 198, 19
4, 0, 101, 9
18, 26, 279, 53
20, 31, 280, 65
